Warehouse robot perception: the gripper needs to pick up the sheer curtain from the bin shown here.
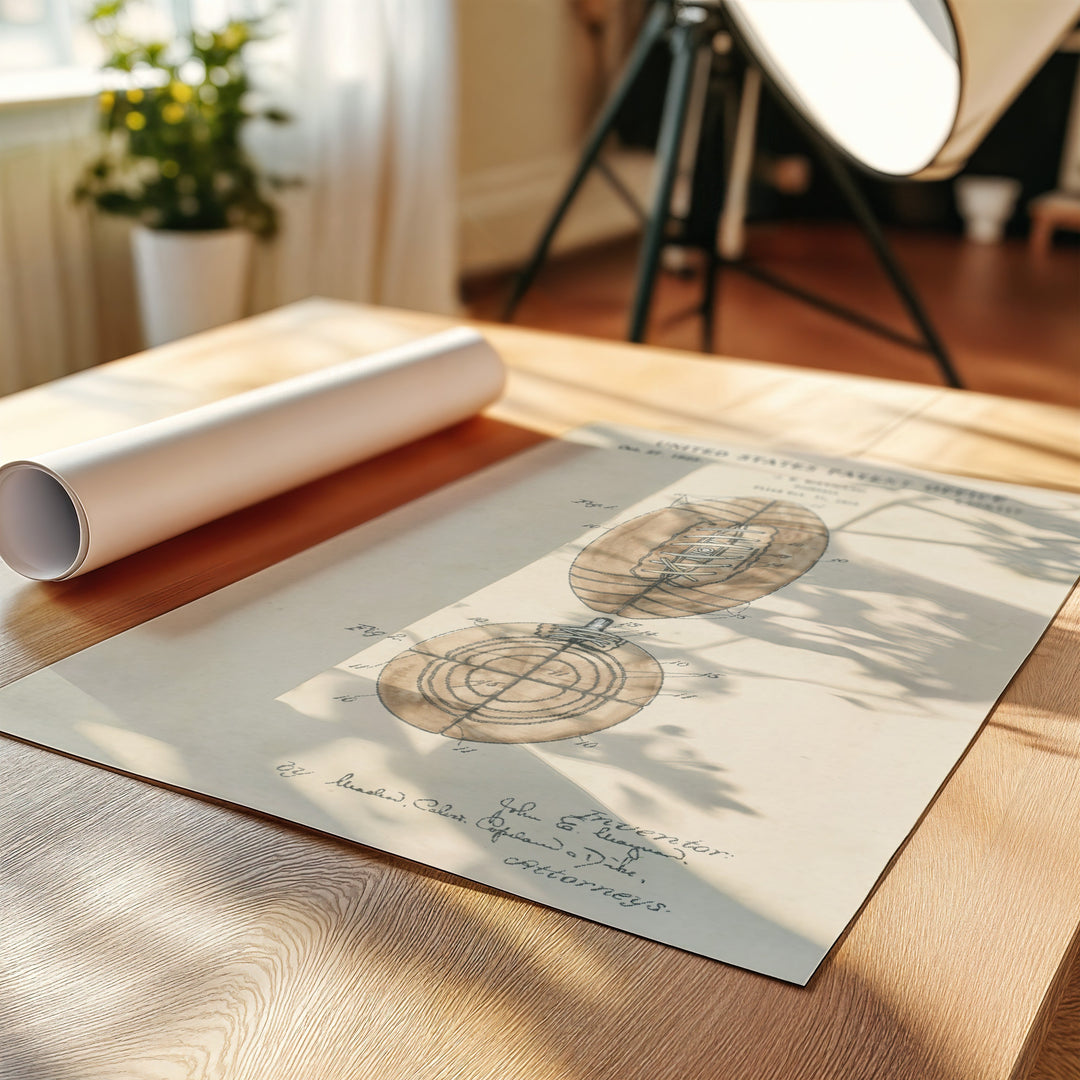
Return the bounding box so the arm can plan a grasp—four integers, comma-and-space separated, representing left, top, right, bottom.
0, 103, 89, 397
0, 0, 460, 396
251, 0, 461, 317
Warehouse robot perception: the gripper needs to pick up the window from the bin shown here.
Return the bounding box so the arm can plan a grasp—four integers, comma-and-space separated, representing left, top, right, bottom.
0, 1, 259, 103
0, 0, 84, 72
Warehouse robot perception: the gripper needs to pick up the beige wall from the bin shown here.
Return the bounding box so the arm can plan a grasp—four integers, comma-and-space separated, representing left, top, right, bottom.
457, 0, 652, 276
458, 0, 592, 176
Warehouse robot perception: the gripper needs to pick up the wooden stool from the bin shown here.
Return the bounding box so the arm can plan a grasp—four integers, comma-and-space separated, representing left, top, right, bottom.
1028, 190, 1080, 254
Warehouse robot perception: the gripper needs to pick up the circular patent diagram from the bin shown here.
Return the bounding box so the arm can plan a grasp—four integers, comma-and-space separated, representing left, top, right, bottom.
570, 496, 829, 619
377, 618, 663, 743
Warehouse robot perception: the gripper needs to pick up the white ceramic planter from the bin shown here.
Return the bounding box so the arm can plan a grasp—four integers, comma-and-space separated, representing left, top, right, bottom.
953, 176, 1022, 244
131, 225, 254, 347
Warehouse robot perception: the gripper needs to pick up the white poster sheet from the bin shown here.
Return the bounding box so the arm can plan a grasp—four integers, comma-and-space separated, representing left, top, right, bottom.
2, 427, 1078, 984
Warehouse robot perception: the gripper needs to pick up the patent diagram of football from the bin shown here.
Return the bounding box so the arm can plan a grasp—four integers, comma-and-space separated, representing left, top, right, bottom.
377, 618, 663, 743
569, 496, 829, 619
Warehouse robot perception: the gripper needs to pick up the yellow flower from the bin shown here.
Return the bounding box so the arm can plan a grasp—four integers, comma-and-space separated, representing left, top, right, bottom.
126, 88, 144, 104
162, 102, 185, 124
220, 24, 246, 50
99, 91, 115, 111
170, 82, 194, 103
161, 160, 180, 178
125, 112, 146, 131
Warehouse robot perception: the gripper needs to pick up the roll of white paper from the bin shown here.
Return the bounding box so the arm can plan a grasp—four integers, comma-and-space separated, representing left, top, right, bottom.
0, 327, 505, 581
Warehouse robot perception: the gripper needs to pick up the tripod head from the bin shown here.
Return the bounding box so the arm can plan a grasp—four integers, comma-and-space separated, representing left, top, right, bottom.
668, 0, 726, 28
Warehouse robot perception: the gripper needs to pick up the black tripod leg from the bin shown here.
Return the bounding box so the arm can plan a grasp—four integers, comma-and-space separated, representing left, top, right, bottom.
502, 0, 671, 321
628, 17, 707, 343
701, 247, 719, 351
814, 141, 964, 389
700, 62, 744, 353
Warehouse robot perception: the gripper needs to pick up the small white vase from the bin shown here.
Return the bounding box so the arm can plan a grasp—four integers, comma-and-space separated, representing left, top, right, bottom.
131, 225, 254, 347
953, 176, 1022, 244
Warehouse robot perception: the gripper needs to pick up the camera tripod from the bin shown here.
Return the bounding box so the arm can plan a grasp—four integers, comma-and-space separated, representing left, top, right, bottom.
502, 0, 963, 389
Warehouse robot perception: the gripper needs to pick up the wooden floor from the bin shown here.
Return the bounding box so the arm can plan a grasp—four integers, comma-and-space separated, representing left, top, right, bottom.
465, 222, 1080, 409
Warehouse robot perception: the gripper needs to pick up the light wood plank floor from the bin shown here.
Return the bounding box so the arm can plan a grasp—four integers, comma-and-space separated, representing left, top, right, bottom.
466, 222, 1079, 408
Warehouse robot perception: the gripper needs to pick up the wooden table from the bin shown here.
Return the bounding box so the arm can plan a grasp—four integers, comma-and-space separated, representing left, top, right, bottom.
1, 298, 1078, 1080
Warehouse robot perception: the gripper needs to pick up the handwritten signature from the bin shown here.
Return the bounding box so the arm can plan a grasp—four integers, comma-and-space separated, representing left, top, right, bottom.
556, 810, 731, 860
476, 797, 563, 852
501, 857, 668, 912
325, 772, 405, 803
279, 763, 732, 909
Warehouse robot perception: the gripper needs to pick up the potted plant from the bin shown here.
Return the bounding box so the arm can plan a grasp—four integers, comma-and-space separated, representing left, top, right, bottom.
75, 0, 289, 347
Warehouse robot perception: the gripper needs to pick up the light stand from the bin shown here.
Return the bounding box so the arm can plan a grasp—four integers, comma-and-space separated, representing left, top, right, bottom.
502, 0, 965, 389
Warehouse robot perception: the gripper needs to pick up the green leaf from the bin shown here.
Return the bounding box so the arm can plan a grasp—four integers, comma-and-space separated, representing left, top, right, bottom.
76, 3, 296, 237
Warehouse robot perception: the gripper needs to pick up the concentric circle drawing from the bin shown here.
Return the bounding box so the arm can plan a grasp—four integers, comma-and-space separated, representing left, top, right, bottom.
377, 618, 663, 743
570, 496, 829, 618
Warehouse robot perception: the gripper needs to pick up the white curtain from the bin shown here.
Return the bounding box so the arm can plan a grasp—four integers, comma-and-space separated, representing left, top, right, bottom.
0, 99, 124, 397
0, 0, 460, 396
251, 0, 461, 317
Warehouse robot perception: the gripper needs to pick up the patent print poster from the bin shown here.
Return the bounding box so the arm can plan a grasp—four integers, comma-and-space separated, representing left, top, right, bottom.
277, 441, 1080, 984
3, 431, 1079, 984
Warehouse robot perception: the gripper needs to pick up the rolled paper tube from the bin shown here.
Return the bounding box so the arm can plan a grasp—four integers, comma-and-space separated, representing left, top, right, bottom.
0, 327, 505, 581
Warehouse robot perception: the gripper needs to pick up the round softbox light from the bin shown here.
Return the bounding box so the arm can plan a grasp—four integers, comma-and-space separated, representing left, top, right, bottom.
724, 0, 1080, 178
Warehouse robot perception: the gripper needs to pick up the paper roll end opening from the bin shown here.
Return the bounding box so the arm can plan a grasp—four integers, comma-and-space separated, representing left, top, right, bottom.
0, 464, 84, 580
